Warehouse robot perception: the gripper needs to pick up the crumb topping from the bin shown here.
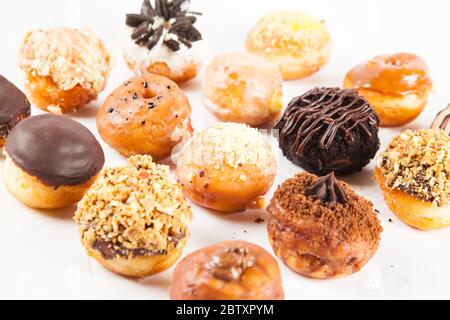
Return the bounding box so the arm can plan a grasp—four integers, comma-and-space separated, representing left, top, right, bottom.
377, 129, 450, 206
269, 173, 382, 244
248, 11, 330, 56
185, 123, 275, 171
74, 155, 192, 258
19, 28, 111, 93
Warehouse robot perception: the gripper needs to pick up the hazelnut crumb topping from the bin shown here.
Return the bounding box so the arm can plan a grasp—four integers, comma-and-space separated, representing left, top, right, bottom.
75, 155, 192, 258
377, 129, 450, 206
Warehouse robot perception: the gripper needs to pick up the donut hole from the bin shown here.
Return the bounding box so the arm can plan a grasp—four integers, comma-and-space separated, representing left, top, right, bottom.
142, 88, 158, 100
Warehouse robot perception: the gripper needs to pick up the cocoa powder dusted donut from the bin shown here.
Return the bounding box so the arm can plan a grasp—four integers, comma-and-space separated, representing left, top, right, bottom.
0, 75, 31, 148
75, 155, 192, 278
267, 172, 382, 279
4, 115, 104, 209
97, 74, 193, 160
170, 241, 284, 300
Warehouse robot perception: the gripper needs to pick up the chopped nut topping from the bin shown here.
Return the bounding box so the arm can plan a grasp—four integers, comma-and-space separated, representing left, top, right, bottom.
377, 129, 450, 206
75, 155, 192, 259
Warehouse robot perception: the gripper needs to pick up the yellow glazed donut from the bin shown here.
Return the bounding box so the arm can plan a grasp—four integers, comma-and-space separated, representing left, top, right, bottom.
176, 123, 277, 213
19, 28, 111, 114
203, 53, 283, 127
246, 11, 331, 80
344, 53, 432, 127
75, 155, 192, 278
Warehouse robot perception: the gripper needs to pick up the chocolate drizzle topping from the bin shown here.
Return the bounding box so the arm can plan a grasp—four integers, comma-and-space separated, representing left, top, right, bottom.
5, 115, 105, 187
0, 75, 30, 139
305, 172, 348, 206
204, 247, 256, 282
431, 104, 450, 135
126, 0, 202, 52
93, 240, 169, 260
275, 87, 379, 156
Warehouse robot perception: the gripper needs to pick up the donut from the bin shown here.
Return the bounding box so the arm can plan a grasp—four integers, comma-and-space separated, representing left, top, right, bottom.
170, 241, 284, 300
246, 11, 331, 80
0, 75, 31, 148
275, 87, 380, 176
375, 127, 450, 230
267, 172, 382, 279
344, 53, 432, 127
97, 74, 193, 160
75, 155, 192, 278
124, 0, 204, 84
176, 123, 277, 213
19, 28, 111, 114
4, 115, 104, 209
203, 53, 283, 127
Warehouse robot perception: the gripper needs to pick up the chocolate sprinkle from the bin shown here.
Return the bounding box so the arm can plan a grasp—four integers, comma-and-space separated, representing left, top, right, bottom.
431, 104, 450, 135
126, 0, 202, 52
305, 172, 347, 206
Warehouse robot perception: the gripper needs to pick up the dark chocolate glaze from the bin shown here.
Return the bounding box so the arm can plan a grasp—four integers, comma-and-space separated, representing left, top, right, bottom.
5, 114, 105, 187
93, 240, 168, 260
275, 88, 380, 176
305, 172, 347, 206
0, 75, 31, 138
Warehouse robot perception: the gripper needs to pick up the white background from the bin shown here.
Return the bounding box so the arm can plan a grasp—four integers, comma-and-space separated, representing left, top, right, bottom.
0, 0, 450, 300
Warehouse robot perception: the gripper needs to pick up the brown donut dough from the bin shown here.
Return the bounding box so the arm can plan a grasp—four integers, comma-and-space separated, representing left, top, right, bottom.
170, 241, 284, 300
267, 173, 382, 279
97, 74, 193, 160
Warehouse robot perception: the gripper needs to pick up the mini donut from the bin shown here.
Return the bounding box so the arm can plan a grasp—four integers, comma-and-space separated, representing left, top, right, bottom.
176, 123, 277, 213
375, 127, 450, 230
275, 87, 380, 176
246, 11, 331, 80
97, 74, 193, 160
344, 53, 432, 127
203, 53, 283, 127
0, 75, 31, 148
75, 155, 192, 278
19, 28, 111, 114
170, 241, 284, 300
4, 115, 104, 209
124, 0, 204, 84
267, 172, 382, 279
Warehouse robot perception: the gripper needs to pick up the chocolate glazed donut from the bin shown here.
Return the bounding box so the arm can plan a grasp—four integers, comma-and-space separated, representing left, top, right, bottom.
275, 87, 380, 176
0, 75, 31, 147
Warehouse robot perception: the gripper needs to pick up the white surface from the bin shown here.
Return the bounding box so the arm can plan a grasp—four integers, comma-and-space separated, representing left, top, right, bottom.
0, 0, 449, 300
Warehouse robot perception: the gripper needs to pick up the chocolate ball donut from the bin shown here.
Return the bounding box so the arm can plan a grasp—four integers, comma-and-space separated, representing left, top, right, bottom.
0, 75, 31, 148
170, 241, 284, 300
275, 87, 380, 176
4, 114, 104, 209
267, 172, 382, 279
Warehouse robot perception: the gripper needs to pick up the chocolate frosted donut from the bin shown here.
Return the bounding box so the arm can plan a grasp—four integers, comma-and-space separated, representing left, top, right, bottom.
4, 114, 104, 209
0, 75, 31, 147
275, 87, 380, 176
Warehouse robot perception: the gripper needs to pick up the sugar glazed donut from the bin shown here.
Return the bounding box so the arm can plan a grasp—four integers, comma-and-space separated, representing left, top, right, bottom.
75, 155, 192, 278
176, 123, 277, 213
0, 75, 31, 148
344, 53, 432, 127
267, 172, 382, 279
4, 115, 104, 209
203, 52, 283, 127
97, 74, 193, 160
246, 11, 331, 80
170, 241, 284, 300
124, 0, 204, 83
375, 124, 450, 230
19, 28, 111, 114
275, 87, 380, 176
